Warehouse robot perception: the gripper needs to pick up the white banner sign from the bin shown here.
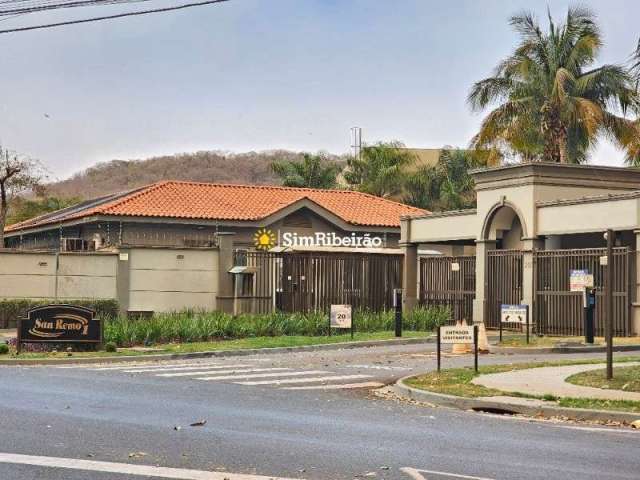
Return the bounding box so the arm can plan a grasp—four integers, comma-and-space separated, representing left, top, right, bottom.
330, 304, 352, 328
570, 269, 594, 292
500, 304, 528, 324
439, 326, 475, 344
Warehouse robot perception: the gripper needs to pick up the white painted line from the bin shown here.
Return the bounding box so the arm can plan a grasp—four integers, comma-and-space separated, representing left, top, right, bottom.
283, 381, 384, 390
236, 374, 372, 386
0, 452, 301, 480
196, 370, 329, 381
125, 364, 252, 373
401, 467, 495, 480
91, 362, 229, 371
157, 368, 291, 378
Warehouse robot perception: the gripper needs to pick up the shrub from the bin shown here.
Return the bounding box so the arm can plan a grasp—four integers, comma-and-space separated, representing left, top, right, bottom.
0, 299, 119, 328
104, 342, 117, 353
0, 343, 8, 354
103, 306, 449, 347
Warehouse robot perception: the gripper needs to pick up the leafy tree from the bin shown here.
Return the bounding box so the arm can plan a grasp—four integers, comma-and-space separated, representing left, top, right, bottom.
468, 7, 639, 164
344, 141, 416, 197
403, 149, 481, 211
7, 195, 81, 226
271, 153, 340, 189
0, 147, 45, 247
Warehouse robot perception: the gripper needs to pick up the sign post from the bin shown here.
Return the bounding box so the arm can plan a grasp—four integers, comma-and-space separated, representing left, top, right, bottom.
330, 304, 353, 339
437, 324, 478, 372
17, 304, 102, 354
393, 289, 402, 338
500, 304, 529, 344
605, 229, 615, 380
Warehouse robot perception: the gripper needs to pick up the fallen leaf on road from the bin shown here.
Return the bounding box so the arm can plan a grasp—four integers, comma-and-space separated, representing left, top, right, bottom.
128, 452, 147, 459
631, 420, 640, 429
174, 425, 181, 431
190, 420, 207, 427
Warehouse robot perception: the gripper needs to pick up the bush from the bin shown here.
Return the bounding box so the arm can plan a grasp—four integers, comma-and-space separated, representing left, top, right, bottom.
0, 343, 8, 354
104, 306, 450, 347
0, 299, 119, 328
104, 342, 117, 353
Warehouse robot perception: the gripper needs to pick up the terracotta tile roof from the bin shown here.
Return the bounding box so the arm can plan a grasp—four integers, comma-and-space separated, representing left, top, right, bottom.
6, 181, 427, 232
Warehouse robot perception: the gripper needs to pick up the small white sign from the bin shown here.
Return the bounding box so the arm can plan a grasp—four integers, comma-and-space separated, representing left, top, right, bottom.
440, 325, 474, 344
330, 304, 352, 328
600, 255, 608, 266
451, 262, 460, 272
501, 304, 528, 324
570, 269, 593, 292
118, 253, 129, 261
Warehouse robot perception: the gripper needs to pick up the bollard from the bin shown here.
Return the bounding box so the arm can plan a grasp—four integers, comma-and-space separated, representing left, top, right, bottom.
584, 288, 596, 344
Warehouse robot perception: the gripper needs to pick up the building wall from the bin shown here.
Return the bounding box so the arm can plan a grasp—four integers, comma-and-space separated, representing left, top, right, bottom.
125, 247, 219, 313
0, 251, 118, 300
0, 247, 220, 314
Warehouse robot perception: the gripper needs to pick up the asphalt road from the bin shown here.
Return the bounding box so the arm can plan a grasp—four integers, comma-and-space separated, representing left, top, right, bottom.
0, 343, 638, 480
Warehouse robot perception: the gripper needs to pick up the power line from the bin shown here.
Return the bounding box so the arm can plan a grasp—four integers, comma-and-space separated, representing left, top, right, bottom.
0, 0, 229, 33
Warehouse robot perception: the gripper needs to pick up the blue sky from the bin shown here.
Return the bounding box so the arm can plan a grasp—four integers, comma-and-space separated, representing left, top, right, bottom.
0, 0, 638, 179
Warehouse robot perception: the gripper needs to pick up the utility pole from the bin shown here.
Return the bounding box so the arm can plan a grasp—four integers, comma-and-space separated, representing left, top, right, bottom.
605, 229, 615, 380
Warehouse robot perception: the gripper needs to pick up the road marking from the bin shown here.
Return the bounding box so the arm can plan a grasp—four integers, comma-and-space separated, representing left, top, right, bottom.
0, 452, 301, 479
283, 381, 384, 390
347, 364, 409, 371
197, 370, 329, 381
124, 364, 253, 373
157, 368, 291, 378
89, 362, 230, 371
401, 467, 495, 480
236, 374, 372, 386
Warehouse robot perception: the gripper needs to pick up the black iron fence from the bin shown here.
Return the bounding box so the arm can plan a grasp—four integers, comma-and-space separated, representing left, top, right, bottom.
232, 250, 403, 314
419, 256, 475, 324
533, 247, 634, 336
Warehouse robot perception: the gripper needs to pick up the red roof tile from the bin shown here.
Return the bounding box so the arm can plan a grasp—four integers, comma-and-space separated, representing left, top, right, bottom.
6, 181, 427, 232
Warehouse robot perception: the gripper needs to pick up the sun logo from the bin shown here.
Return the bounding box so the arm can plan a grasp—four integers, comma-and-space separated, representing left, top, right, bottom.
254, 228, 276, 251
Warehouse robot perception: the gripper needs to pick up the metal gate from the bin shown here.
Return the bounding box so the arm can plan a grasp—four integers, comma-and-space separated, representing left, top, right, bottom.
533, 248, 633, 336
486, 250, 523, 329
419, 256, 475, 322
233, 250, 402, 314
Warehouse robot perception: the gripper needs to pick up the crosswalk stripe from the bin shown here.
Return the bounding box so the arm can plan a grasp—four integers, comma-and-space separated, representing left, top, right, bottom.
157, 368, 291, 378
124, 364, 252, 373
235, 374, 372, 386
283, 381, 384, 390
196, 370, 329, 381
90, 362, 229, 371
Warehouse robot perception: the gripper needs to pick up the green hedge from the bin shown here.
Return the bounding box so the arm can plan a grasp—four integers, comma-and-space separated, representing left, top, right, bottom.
0, 299, 119, 329
104, 306, 450, 347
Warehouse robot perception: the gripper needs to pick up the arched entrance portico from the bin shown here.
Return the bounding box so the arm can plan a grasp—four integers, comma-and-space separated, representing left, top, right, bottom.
474, 203, 536, 328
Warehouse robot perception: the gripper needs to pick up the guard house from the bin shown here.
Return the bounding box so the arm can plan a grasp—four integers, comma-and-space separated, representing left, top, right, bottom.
401, 163, 640, 336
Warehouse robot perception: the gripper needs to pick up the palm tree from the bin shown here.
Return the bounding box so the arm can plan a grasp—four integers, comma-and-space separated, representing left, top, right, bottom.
344, 141, 415, 197
271, 153, 340, 189
468, 7, 638, 164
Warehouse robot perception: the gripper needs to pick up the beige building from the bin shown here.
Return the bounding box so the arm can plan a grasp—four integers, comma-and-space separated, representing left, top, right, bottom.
401, 162, 640, 336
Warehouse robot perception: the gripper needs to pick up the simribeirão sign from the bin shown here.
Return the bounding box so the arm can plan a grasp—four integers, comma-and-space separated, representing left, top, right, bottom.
281, 232, 383, 248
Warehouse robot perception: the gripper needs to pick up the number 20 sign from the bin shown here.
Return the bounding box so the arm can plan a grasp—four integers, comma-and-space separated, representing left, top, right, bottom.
330, 305, 352, 328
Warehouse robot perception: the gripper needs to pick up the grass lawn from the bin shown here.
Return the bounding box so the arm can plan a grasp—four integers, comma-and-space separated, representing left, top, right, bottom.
405, 356, 640, 413
495, 334, 640, 348
0, 331, 432, 360
566, 365, 640, 393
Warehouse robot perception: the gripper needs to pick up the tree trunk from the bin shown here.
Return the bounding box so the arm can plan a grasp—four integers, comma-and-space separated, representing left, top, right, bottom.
0, 185, 6, 249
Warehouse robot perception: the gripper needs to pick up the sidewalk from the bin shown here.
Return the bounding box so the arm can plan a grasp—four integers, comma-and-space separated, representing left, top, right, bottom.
472, 362, 640, 401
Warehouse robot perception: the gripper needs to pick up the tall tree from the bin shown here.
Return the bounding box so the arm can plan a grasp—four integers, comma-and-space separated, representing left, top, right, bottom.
403, 149, 480, 211
271, 153, 340, 189
0, 147, 44, 247
468, 7, 638, 164
344, 141, 415, 197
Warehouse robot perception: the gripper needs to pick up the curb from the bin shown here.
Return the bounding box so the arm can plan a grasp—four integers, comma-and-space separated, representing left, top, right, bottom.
492, 344, 640, 355
391, 374, 640, 424
0, 336, 435, 366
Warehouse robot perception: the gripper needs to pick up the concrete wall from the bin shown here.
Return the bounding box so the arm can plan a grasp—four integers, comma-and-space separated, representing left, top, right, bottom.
0, 251, 118, 300
125, 247, 219, 313
0, 247, 220, 314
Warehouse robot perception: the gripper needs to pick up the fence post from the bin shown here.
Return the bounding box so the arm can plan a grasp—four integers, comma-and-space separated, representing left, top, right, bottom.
216, 233, 236, 315
605, 230, 615, 380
